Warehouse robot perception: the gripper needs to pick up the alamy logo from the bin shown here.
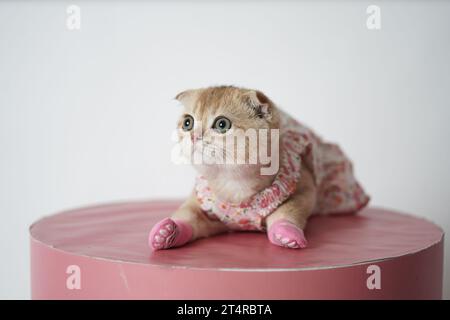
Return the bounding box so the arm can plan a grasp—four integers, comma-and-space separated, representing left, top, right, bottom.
66, 5, 81, 31
366, 265, 381, 290
366, 5, 381, 30
66, 265, 81, 290
171, 126, 280, 176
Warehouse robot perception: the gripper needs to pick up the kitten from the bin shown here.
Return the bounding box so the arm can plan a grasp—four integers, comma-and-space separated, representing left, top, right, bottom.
149, 86, 369, 250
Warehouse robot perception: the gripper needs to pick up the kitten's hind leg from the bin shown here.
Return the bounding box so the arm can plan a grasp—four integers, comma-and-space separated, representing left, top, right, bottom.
149, 193, 228, 251
265, 166, 316, 249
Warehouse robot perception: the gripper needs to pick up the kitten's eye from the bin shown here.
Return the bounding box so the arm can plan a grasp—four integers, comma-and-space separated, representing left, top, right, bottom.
212, 116, 232, 134
181, 115, 194, 131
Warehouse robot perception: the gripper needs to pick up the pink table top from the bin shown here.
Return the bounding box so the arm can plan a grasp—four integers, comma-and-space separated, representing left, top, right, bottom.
30, 200, 444, 271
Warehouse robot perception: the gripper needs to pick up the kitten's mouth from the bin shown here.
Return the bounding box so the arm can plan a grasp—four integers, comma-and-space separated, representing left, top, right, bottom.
192, 141, 226, 164
191, 141, 205, 154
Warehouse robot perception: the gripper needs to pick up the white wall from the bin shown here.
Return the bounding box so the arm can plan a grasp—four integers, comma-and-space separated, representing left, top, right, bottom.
1, 0, 449, 299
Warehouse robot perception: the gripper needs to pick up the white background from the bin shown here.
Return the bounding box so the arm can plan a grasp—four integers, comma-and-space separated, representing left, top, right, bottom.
1, 0, 449, 299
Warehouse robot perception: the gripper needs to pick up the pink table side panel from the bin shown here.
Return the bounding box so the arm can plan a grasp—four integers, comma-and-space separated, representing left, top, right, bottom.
31, 238, 443, 300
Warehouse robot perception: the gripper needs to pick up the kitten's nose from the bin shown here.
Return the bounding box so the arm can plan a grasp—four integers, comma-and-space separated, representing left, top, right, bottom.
191, 133, 202, 144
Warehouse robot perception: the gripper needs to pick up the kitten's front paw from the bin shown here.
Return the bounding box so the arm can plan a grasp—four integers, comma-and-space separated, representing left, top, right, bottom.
148, 217, 192, 251
267, 219, 308, 249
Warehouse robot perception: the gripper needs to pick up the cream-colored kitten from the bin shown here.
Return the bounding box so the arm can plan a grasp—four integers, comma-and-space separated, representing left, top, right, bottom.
148, 86, 369, 250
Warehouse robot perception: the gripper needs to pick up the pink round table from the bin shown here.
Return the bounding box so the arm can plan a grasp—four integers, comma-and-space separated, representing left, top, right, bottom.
30, 200, 444, 299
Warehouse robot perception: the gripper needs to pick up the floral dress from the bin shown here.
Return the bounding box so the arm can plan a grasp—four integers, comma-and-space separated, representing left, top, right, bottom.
195, 111, 370, 231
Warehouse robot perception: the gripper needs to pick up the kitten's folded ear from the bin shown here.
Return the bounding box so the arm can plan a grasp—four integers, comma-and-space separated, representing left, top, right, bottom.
175, 89, 198, 107
243, 90, 273, 120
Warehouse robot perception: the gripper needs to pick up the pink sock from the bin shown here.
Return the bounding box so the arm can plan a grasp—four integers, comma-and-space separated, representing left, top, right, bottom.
148, 217, 193, 251
267, 219, 308, 249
